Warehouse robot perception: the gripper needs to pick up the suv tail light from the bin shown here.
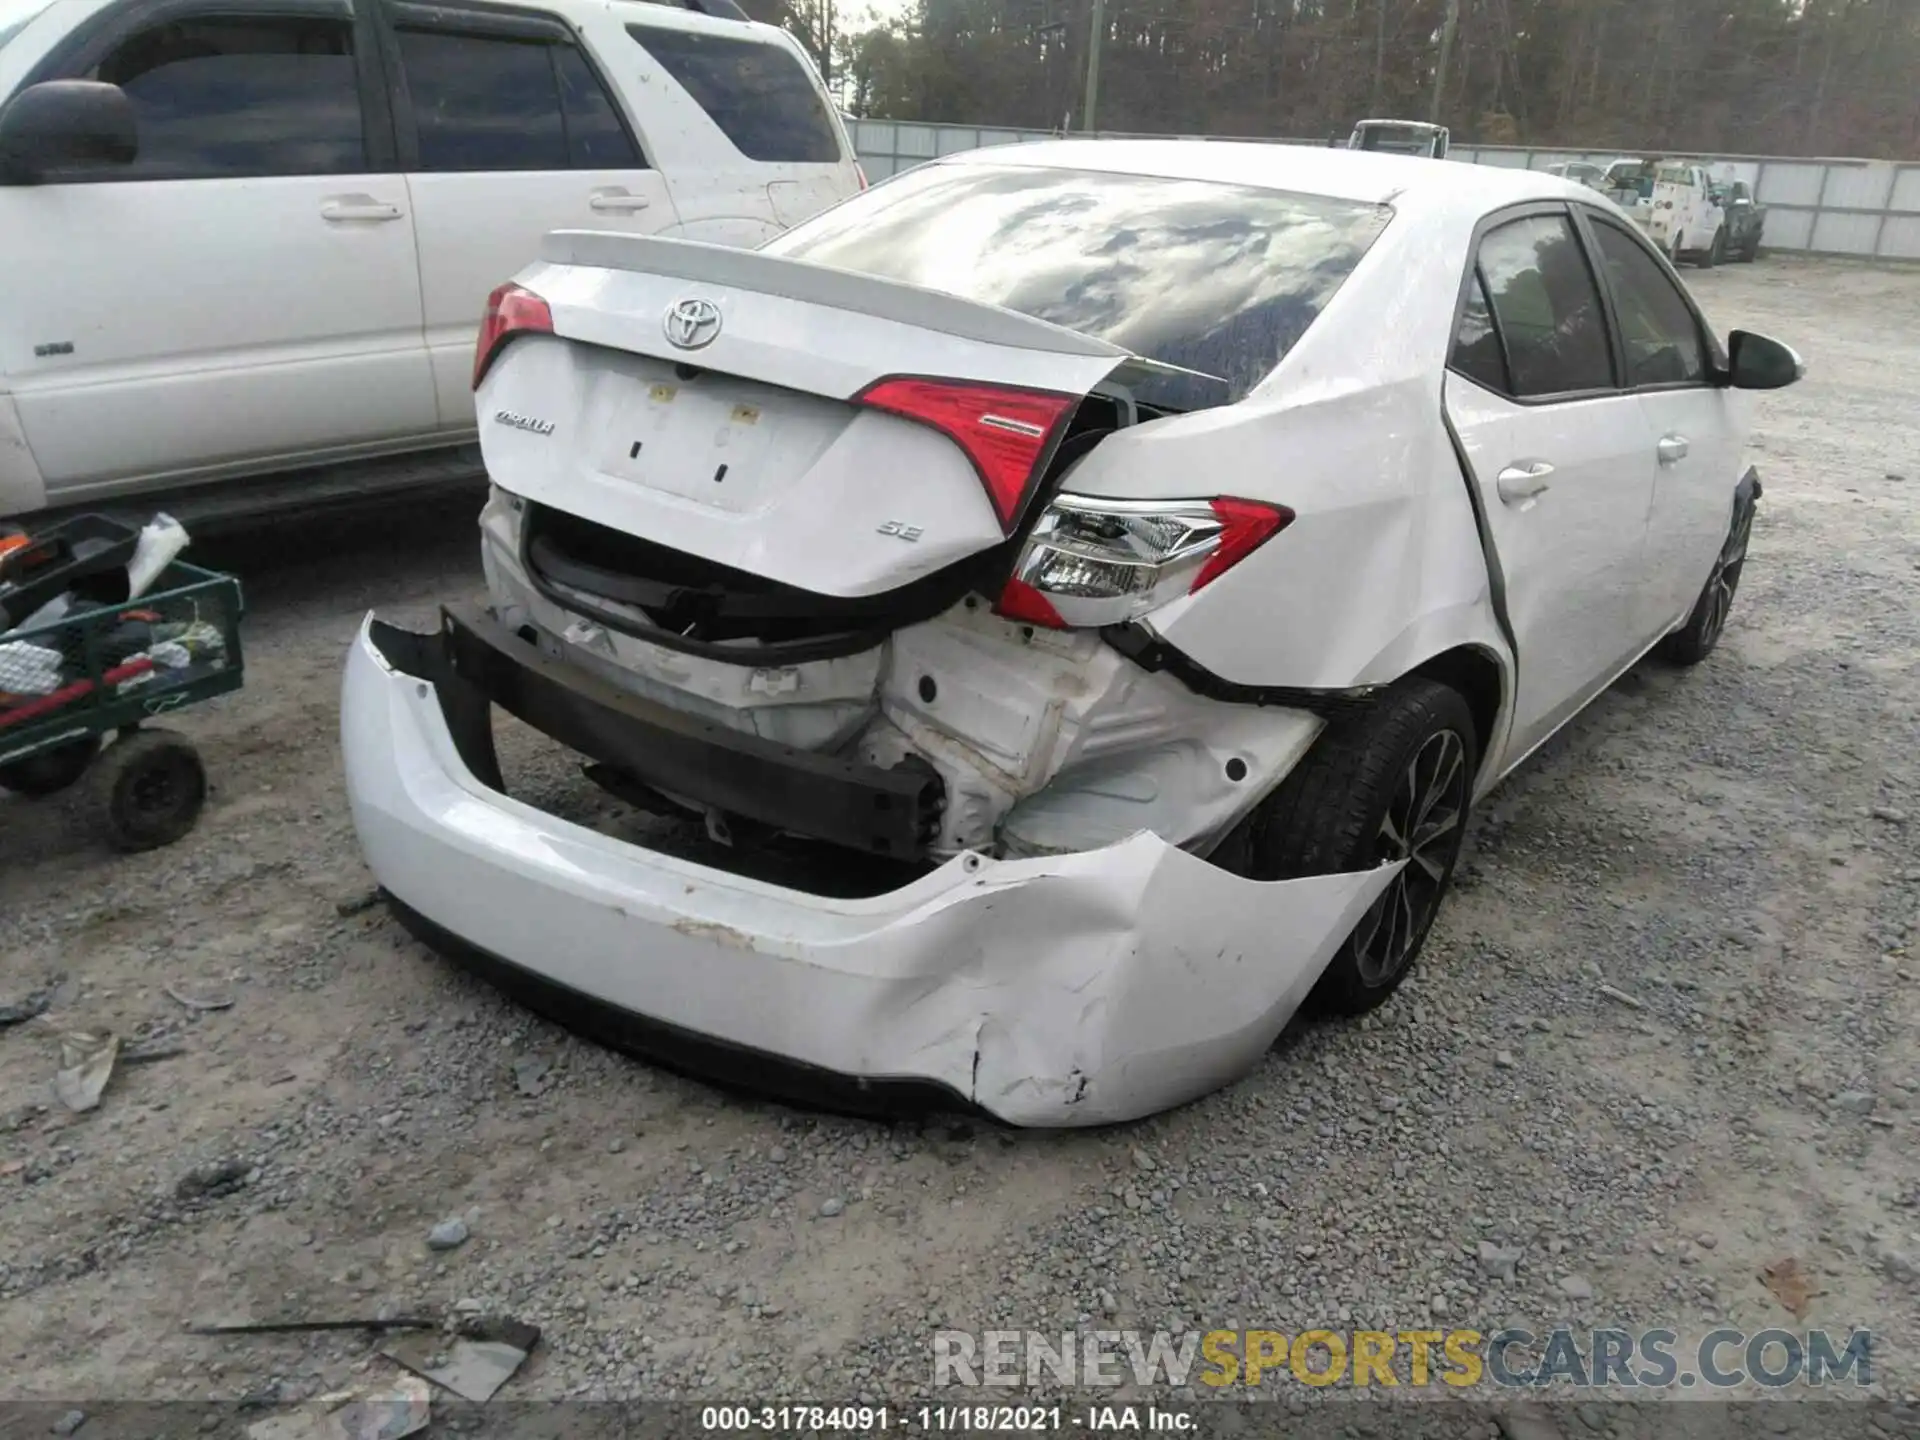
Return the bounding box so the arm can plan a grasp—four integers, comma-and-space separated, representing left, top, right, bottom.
856, 377, 1076, 532
473, 282, 554, 389
994, 495, 1293, 629
856, 163, 870, 190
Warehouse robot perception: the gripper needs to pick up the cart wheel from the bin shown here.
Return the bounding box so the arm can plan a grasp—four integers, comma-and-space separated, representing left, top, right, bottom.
91, 728, 207, 852
0, 736, 101, 798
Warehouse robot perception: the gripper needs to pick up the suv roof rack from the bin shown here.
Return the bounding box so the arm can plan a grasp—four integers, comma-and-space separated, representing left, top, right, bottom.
637, 0, 752, 20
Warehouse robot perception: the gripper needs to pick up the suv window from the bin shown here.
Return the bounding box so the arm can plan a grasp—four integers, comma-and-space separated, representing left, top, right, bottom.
398, 29, 640, 171
627, 22, 838, 164
1472, 213, 1614, 397
81, 14, 363, 179
1589, 220, 1707, 387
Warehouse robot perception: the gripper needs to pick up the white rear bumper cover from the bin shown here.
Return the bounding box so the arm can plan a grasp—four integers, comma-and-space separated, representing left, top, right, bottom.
341, 615, 1401, 1127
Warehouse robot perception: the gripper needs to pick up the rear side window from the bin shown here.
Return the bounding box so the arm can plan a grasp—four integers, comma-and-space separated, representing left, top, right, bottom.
1472, 214, 1614, 398
626, 22, 838, 164
766, 162, 1391, 404
399, 29, 640, 171
82, 15, 363, 179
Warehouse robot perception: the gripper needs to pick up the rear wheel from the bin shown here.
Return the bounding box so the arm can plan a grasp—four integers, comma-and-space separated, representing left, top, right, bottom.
1246, 677, 1478, 1014
0, 737, 99, 798
1737, 233, 1760, 263
1699, 226, 1723, 268
90, 727, 207, 851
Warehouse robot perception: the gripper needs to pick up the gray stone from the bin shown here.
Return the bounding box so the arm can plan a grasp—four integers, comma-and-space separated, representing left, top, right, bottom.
428, 1217, 471, 1250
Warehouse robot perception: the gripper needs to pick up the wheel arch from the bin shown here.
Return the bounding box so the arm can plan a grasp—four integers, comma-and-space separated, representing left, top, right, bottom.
1401, 642, 1508, 779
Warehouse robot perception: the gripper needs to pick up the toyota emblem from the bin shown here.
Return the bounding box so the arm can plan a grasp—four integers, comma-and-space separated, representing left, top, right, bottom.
663, 297, 722, 351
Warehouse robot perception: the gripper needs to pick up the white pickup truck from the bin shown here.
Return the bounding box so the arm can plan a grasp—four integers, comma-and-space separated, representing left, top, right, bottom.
0, 0, 862, 522
1604, 158, 1727, 266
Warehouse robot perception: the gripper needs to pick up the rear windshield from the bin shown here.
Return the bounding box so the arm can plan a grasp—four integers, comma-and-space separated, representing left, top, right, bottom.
627, 22, 840, 165
765, 161, 1392, 403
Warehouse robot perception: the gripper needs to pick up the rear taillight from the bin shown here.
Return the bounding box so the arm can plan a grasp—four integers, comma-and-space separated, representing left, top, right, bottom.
473, 282, 553, 389
856, 164, 869, 190
995, 494, 1293, 630
856, 377, 1076, 532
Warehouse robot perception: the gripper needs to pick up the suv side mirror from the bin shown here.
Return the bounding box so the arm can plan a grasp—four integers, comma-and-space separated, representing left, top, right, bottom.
0, 81, 137, 185
1726, 330, 1804, 390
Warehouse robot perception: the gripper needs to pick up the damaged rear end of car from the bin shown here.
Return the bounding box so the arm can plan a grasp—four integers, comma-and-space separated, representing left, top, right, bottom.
341, 154, 1426, 1125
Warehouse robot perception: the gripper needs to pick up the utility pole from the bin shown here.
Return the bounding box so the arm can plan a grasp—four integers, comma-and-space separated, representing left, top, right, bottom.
1430, 0, 1459, 125
1082, 0, 1106, 133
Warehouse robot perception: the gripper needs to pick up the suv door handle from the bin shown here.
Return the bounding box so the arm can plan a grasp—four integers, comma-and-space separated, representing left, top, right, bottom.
321, 195, 404, 222
1496, 461, 1554, 506
589, 188, 651, 213
1657, 434, 1690, 464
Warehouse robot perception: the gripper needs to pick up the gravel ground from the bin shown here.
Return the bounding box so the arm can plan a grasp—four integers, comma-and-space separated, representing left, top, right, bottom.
1, 256, 1916, 1436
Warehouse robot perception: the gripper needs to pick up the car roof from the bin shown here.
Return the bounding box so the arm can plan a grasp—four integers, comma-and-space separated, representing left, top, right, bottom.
939, 138, 1595, 217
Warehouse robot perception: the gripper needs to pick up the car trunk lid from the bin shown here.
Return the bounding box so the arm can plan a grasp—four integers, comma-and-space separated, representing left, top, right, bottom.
477, 231, 1134, 603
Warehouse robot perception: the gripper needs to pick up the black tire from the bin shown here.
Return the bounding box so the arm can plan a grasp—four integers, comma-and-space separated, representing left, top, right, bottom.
1699, 226, 1723, 268
1734, 233, 1758, 263
1658, 491, 1756, 666
89, 727, 207, 851
1245, 677, 1479, 1015
0, 736, 100, 798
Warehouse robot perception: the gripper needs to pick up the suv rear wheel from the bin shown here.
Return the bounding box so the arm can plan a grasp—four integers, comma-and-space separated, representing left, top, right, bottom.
1241, 677, 1479, 1014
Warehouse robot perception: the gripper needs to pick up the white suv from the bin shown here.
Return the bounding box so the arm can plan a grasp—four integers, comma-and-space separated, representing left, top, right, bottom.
0, 0, 860, 520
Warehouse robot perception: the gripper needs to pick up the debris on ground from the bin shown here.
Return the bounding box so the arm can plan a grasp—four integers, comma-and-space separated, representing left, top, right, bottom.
49, 1409, 86, 1436
118, 1038, 187, 1065
426, 1217, 469, 1251
0, 976, 62, 1028
244, 1374, 430, 1440
1760, 1256, 1817, 1320
1596, 984, 1645, 1011
165, 985, 235, 1012
510, 1055, 550, 1097
381, 1317, 540, 1402
335, 889, 382, 918
175, 1157, 252, 1199
190, 1316, 438, 1336
52, 1033, 118, 1112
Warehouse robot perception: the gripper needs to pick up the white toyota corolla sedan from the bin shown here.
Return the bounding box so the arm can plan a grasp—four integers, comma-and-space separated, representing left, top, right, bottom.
340, 140, 1801, 1126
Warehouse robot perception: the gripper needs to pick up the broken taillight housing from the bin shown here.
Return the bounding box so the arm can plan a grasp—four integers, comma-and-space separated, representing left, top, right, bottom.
473, 282, 554, 389
995, 494, 1294, 629
855, 377, 1077, 532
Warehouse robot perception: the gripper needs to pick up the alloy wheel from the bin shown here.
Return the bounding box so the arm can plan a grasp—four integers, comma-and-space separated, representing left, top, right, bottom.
1351, 728, 1470, 985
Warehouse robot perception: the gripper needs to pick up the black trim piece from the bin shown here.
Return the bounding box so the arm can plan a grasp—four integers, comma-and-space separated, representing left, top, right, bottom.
518, 500, 1019, 666
1099, 624, 1381, 720
1438, 400, 1521, 676
370, 603, 945, 860
384, 891, 979, 1121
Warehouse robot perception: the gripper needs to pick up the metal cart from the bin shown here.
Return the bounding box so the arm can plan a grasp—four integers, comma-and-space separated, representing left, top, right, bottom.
0, 518, 244, 851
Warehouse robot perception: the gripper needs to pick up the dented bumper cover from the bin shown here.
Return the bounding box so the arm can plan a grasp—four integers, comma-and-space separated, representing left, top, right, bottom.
340, 613, 1401, 1127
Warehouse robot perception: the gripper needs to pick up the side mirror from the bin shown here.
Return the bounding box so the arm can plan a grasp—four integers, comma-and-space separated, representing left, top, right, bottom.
0, 81, 137, 185
1726, 330, 1804, 390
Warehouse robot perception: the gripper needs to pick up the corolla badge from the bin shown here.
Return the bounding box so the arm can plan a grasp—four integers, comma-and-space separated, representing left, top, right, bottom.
664, 297, 723, 350
493, 410, 555, 436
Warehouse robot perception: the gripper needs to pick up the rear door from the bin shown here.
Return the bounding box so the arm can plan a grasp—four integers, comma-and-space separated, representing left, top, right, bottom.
381, 0, 679, 430
1580, 209, 1743, 640
1443, 206, 1658, 767
1, 0, 437, 500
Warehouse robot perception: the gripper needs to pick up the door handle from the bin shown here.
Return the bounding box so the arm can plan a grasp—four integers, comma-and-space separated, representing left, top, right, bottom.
1495, 461, 1554, 506
321, 195, 404, 222
1657, 434, 1690, 464
589, 188, 652, 214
